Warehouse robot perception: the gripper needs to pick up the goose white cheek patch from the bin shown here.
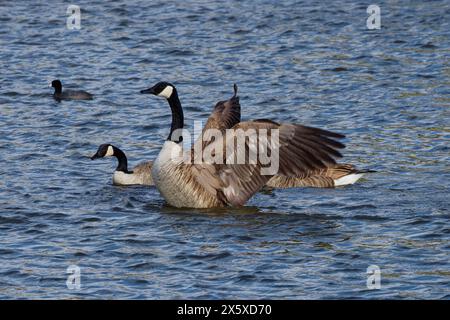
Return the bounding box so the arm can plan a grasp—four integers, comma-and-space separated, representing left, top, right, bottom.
105, 145, 114, 157
158, 86, 173, 99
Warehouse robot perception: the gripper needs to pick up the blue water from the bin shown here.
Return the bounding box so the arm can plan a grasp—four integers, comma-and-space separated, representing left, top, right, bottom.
0, 0, 449, 299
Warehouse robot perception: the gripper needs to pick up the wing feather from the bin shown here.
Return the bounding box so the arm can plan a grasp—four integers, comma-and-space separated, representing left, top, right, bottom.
192, 120, 345, 206
191, 84, 240, 161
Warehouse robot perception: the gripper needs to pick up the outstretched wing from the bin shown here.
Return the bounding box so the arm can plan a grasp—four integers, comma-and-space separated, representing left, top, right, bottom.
191, 84, 240, 161
193, 120, 345, 206
204, 84, 240, 132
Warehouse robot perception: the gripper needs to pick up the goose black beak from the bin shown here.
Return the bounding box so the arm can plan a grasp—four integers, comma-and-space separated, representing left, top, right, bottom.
90, 154, 100, 160
140, 87, 155, 94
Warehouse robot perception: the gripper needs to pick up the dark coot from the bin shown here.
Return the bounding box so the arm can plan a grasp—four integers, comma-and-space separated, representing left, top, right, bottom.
50, 79, 93, 100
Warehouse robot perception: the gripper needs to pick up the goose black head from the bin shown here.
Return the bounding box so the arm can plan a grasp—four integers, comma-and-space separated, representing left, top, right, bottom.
50, 79, 62, 94
140, 81, 175, 99
91, 144, 114, 160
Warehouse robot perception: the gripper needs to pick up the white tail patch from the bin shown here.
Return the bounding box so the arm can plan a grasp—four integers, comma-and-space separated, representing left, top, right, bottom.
334, 173, 364, 186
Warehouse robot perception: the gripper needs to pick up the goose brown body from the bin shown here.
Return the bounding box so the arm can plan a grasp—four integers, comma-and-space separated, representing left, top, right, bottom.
266, 164, 362, 188
139, 162, 368, 189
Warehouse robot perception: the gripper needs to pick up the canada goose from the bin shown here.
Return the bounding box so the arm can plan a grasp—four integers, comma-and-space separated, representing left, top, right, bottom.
266, 164, 374, 188
138, 82, 370, 190
140, 82, 348, 208
49, 79, 93, 101
90, 144, 153, 186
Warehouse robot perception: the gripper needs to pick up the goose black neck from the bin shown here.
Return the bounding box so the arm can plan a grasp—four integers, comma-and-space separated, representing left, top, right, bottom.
167, 90, 184, 143
112, 146, 130, 173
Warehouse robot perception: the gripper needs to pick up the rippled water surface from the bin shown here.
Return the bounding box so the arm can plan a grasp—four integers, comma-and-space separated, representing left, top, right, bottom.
0, 0, 449, 299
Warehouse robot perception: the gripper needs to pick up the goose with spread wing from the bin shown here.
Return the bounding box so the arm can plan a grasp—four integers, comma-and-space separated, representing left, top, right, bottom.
140, 82, 348, 208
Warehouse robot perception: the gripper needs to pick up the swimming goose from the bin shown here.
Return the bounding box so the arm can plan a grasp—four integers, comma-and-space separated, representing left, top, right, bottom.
140, 82, 347, 208
266, 164, 374, 188
90, 144, 153, 186
143, 82, 370, 189
50, 79, 93, 101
